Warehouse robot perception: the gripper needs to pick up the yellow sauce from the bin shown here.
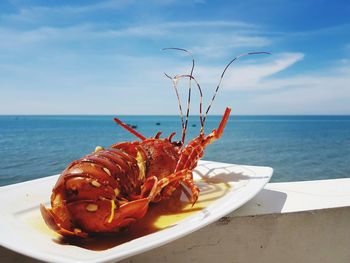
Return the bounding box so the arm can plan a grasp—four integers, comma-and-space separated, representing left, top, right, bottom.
30, 179, 231, 251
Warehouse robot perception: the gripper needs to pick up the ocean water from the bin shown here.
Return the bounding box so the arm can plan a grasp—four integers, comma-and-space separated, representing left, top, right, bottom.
0, 115, 349, 186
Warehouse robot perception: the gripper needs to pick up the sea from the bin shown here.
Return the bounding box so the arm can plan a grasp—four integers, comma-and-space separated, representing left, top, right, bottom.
0, 115, 349, 186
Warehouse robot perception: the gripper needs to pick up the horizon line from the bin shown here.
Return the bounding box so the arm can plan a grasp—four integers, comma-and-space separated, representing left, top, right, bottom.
1, 114, 350, 117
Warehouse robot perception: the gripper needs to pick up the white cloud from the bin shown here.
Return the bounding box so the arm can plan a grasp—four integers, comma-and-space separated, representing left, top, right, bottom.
0, 1, 271, 60
226, 61, 350, 114
0, 19, 271, 59
3, 0, 136, 22
190, 52, 304, 90
163, 20, 255, 29
1, 47, 349, 114
0, 19, 261, 40
189, 34, 271, 59
246, 75, 350, 114
2, 0, 214, 25
173, 53, 349, 115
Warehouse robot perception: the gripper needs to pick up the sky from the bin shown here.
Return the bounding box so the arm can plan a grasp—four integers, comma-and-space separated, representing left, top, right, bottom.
0, 0, 349, 115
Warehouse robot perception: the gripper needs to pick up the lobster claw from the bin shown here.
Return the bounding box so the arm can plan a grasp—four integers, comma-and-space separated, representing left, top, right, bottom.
40, 204, 88, 238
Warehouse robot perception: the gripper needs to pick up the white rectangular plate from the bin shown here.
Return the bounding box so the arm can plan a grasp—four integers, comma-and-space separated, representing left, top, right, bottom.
0, 161, 273, 263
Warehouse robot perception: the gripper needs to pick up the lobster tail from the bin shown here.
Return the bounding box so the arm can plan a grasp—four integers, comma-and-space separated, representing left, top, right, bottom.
41, 145, 148, 235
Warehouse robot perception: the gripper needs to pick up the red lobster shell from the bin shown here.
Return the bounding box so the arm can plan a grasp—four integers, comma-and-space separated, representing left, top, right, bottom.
40, 108, 231, 237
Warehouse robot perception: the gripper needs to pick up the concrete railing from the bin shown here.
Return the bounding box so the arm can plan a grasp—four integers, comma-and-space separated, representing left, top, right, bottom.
1, 178, 350, 263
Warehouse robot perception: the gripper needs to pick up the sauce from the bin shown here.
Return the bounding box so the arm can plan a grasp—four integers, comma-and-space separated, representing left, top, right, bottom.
31, 179, 231, 251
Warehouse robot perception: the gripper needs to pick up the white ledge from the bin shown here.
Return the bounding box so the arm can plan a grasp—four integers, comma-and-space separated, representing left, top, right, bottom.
234, 178, 350, 217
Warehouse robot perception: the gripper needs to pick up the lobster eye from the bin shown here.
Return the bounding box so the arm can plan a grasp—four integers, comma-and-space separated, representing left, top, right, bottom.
172, 141, 183, 147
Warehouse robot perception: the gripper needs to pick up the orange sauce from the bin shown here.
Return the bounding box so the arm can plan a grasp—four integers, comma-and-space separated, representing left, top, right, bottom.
30, 179, 231, 251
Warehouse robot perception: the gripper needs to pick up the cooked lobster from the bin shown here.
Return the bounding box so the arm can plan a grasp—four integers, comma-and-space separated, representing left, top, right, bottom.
40, 49, 268, 238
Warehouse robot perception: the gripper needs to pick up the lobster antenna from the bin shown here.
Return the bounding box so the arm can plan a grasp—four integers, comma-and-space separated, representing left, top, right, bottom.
162, 48, 197, 144
113, 117, 146, 141
174, 74, 204, 130
164, 72, 184, 132
203, 52, 270, 124
162, 48, 195, 75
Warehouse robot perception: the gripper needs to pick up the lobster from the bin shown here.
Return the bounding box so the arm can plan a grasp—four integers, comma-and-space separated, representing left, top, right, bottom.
40, 49, 269, 238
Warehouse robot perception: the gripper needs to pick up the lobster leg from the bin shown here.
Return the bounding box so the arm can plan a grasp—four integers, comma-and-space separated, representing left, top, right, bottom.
153, 169, 199, 204
104, 176, 159, 230
175, 107, 231, 172
160, 108, 231, 202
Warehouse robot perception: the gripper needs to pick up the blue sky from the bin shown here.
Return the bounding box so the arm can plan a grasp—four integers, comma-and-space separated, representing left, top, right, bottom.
0, 0, 349, 115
